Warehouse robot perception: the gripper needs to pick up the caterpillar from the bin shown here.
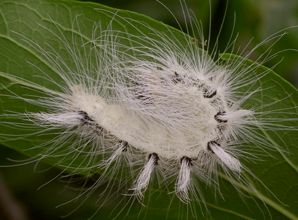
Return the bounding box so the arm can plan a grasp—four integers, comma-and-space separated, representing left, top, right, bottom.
0, 0, 297, 219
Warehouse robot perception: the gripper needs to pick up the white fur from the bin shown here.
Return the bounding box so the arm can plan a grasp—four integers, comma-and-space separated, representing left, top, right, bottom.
209, 142, 241, 172
28, 36, 254, 201
104, 141, 126, 167
36, 112, 83, 126
176, 158, 192, 202
132, 154, 157, 196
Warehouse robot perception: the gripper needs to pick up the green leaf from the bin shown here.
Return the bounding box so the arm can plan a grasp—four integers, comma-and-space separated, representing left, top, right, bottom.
0, 0, 297, 219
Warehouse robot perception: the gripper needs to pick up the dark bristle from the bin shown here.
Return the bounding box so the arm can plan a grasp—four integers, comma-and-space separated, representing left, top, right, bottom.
207, 141, 220, 153
136, 94, 147, 100
172, 72, 183, 84
180, 156, 193, 166
203, 88, 217, 98
95, 124, 104, 133
214, 111, 228, 123
78, 110, 94, 124
149, 152, 159, 165
227, 100, 234, 107
78, 110, 104, 135
120, 141, 128, 152
217, 124, 225, 135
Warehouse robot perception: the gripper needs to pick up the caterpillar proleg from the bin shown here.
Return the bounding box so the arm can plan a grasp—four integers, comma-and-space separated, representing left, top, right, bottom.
0, 0, 297, 219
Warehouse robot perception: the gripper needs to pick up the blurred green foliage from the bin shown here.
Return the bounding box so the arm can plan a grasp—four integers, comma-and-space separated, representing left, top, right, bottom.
81, 0, 298, 86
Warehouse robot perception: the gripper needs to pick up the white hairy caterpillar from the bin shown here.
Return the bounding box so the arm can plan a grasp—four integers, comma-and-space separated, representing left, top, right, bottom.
0, 0, 297, 219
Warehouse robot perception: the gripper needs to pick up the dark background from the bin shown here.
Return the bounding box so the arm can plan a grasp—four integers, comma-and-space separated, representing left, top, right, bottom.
87, 0, 298, 86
